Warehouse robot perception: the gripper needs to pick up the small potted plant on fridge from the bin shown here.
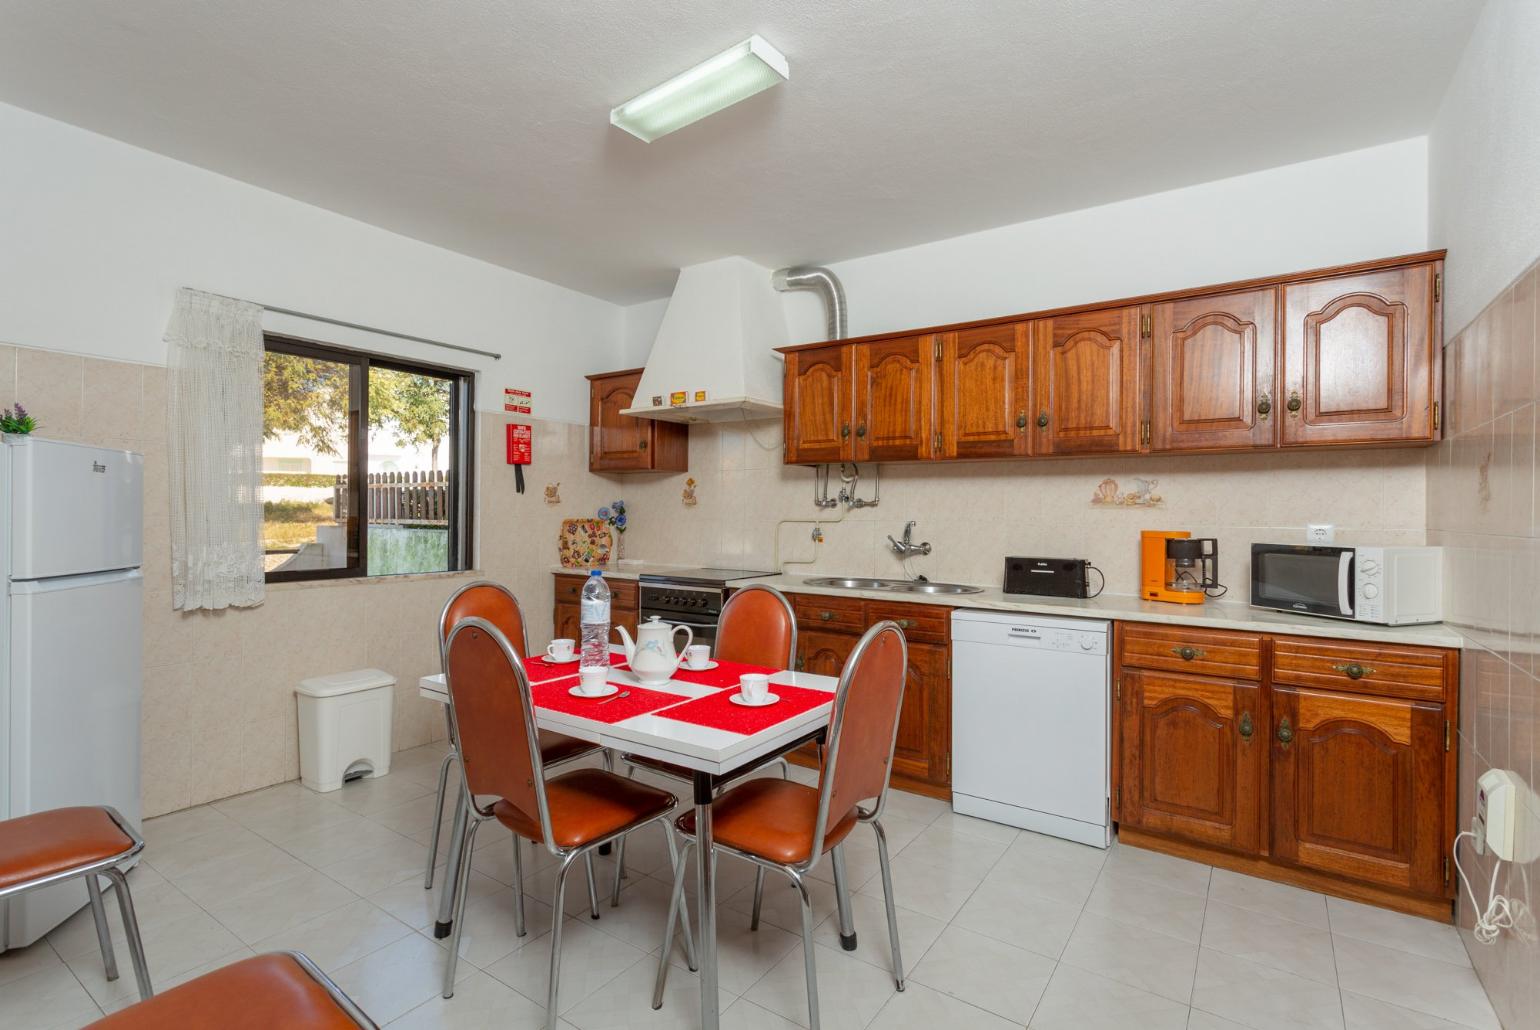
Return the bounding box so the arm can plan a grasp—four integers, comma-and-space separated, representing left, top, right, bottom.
1, 403, 38, 441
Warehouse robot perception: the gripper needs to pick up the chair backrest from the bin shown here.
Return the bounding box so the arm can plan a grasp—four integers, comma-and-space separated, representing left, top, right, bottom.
441, 618, 551, 841
716, 585, 797, 669
813, 621, 908, 856
439, 581, 530, 666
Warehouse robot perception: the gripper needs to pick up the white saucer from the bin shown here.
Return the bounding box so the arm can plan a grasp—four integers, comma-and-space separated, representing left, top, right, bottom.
569, 683, 618, 698
683, 661, 719, 671
540, 655, 577, 665
729, 691, 779, 708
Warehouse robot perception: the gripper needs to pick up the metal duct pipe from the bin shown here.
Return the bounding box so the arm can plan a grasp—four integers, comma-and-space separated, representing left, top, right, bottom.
771, 265, 847, 341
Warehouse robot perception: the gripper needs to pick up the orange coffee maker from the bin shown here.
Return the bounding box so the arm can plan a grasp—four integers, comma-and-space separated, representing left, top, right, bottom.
1141, 530, 1220, 604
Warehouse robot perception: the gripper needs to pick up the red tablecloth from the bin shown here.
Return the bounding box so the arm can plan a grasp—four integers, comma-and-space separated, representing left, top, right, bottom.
524, 652, 626, 684
529, 677, 684, 723
656, 682, 832, 734
668, 659, 780, 690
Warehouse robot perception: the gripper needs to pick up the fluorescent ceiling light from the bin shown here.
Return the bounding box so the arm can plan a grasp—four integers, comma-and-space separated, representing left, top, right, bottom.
611, 35, 789, 143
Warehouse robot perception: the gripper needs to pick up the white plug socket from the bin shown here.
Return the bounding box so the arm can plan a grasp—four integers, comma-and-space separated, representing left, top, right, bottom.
1306, 523, 1335, 544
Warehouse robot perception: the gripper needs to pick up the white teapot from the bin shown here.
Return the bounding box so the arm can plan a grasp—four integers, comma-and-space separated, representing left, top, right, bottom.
613, 616, 694, 685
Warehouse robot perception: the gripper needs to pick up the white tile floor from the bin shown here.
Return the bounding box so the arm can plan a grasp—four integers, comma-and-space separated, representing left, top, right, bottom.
0, 744, 1502, 1030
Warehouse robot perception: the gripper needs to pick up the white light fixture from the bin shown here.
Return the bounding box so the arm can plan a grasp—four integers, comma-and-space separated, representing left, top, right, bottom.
610, 35, 789, 143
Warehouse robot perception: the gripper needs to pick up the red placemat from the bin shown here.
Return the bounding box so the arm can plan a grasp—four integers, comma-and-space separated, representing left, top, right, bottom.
524, 652, 626, 684
656, 682, 832, 735
669, 659, 781, 690
530, 678, 685, 724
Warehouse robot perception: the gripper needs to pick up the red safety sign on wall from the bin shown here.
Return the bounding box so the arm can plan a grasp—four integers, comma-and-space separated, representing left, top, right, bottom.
504, 388, 532, 414
506, 422, 532, 464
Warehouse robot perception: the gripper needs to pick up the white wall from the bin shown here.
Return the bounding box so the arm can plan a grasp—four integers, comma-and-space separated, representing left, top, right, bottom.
0, 102, 624, 423
763, 139, 1429, 346
1428, 0, 1540, 334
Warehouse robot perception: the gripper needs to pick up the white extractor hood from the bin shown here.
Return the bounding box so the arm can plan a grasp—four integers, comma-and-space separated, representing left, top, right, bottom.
623, 256, 789, 423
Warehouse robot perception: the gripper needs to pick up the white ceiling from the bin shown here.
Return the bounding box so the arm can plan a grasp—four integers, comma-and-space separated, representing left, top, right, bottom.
0, 1, 1481, 303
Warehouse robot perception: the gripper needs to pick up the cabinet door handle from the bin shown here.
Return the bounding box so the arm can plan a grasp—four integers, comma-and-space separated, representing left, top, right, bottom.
819, 610, 835, 621
855, 423, 867, 438
1036, 410, 1050, 429
1277, 716, 1294, 747
1016, 410, 1028, 430
1256, 392, 1272, 421
1239, 711, 1254, 740
638, 438, 648, 451
1331, 662, 1374, 680
794, 656, 805, 671
840, 423, 851, 439
1286, 389, 1302, 416
1170, 645, 1205, 662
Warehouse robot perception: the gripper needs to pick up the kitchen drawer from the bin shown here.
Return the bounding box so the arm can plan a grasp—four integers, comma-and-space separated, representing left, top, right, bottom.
1272, 636, 1452, 702
554, 573, 637, 609
791, 593, 866, 633
864, 600, 949, 645
1119, 624, 1263, 681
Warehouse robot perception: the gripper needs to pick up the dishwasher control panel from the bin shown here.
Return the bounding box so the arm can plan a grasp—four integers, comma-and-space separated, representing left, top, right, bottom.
961, 612, 1109, 656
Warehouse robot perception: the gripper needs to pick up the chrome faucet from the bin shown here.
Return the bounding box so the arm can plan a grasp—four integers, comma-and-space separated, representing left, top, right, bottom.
887, 521, 932, 559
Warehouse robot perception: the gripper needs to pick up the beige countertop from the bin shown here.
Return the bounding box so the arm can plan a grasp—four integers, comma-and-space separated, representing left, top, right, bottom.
549, 565, 1462, 648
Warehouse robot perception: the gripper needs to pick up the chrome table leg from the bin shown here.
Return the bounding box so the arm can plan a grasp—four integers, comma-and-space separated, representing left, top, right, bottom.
694, 770, 719, 1030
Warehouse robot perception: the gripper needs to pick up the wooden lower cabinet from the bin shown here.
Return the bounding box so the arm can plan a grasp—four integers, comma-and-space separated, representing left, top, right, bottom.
1114, 623, 1458, 919
552, 574, 637, 647
788, 596, 952, 799
1118, 669, 1263, 854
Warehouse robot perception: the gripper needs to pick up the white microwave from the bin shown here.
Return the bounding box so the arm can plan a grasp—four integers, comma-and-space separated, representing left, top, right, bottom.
1250, 544, 1442, 625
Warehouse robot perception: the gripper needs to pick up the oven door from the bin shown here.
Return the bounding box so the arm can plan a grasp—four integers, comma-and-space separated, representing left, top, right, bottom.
1250, 544, 1355, 619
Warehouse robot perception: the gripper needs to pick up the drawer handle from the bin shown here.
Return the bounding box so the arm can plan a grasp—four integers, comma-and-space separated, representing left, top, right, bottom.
1277, 716, 1293, 747
819, 610, 835, 621
1332, 662, 1374, 680
1171, 646, 1205, 662
896, 618, 914, 630
1239, 711, 1254, 740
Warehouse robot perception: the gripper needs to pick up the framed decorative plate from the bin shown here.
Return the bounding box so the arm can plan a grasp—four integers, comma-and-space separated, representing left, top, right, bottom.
558, 518, 613, 568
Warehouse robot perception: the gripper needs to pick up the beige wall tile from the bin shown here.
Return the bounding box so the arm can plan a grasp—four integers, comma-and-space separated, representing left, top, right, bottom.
15, 347, 83, 441
81, 358, 144, 446
0, 345, 17, 412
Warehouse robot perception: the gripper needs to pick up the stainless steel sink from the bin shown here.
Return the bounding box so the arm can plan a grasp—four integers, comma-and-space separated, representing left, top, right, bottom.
803, 576, 984, 595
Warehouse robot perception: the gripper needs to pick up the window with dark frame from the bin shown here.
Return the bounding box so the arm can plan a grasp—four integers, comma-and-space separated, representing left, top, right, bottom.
261, 334, 474, 582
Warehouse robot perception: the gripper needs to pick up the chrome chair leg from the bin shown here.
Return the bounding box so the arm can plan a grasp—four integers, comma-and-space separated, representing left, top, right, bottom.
749, 866, 766, 931
771, 757, 791, 779
831, 845, 857, 951
86, 874, 118, 982
102, 868, 151, 1000
424, 750, 456, 890
441, 816, 482, 999
872, 818, 904, 991
652, 838, 693, 1008
663, 825, 696, 970
611, 837, 626, 907
792, 871, 821, 1030
545, 853, 578, 1030
512, 832, 527, 937
584, 852, 600, 919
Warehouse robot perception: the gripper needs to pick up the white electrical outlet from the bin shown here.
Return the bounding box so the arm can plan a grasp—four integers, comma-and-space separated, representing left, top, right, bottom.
1306, 523, 1335, 544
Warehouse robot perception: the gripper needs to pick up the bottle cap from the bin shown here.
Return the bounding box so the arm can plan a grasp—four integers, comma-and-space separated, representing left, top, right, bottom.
590, 569, 602, 576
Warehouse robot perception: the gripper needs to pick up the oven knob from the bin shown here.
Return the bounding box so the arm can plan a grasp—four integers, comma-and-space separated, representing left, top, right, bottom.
1362, 583, 1380, 599
695, 598, 707, 608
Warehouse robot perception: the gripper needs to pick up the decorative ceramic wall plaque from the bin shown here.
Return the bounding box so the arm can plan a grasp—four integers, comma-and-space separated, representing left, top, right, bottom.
682, 477, 698, 507
544, 482, 561, 505
1090, 476, 1163, 508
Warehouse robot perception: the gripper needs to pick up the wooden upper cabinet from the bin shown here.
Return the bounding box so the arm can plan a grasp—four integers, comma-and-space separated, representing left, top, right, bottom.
1118, 668, 1264, 854
587, 369, 688, 472
854, 336, 935, 461
1270, 686, 1448, 896
783, 344, 852, 464
1150, 288, 1278, 451
1280, 262, 1440, 446
1031, 307, 1142, 455
938, 323, 1032, 459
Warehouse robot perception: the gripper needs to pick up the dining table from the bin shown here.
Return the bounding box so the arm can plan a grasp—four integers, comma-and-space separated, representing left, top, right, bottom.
418, 643, 838, 1030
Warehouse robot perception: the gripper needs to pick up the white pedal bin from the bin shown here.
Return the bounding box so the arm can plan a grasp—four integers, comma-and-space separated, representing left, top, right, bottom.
295, 668, 396, 792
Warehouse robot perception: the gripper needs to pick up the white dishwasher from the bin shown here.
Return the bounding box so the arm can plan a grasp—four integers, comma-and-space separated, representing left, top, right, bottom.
950, 610, 1112, 847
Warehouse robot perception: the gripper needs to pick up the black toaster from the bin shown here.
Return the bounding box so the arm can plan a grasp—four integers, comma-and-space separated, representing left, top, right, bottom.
1003, 556, 1092, 598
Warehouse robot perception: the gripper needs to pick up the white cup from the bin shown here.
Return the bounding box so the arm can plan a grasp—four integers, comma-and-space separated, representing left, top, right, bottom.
739, 673, 771, 704
685, 644, 712, 670
577, 666, 609, 696
546, 639, 576, 662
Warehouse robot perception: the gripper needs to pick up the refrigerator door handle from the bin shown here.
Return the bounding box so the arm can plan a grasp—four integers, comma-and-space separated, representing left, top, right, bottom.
10, 568, 143, 594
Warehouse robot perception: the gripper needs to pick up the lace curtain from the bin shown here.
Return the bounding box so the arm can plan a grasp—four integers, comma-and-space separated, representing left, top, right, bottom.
164, 288, 266, 611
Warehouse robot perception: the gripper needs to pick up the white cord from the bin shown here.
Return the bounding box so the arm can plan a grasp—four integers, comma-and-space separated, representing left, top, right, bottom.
1453, 830, 1515, 945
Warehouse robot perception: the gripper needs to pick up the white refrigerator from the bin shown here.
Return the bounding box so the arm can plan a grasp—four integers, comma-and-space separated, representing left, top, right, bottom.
1, 436, 143, 950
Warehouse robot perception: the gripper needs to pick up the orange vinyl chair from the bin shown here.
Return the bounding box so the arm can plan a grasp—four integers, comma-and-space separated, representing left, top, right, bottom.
425, 581, 605, 915
84, 951, 374, 1029
651, 621, 909, 1029
438, 618, 691, 1030
0, 806, 152, 1002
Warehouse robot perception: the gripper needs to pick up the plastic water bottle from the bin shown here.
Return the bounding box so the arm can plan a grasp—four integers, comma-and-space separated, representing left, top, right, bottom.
580, 570, 611, 671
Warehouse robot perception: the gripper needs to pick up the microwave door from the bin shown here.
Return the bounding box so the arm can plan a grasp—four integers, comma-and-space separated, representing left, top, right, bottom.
1337, 550, 1355, 619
